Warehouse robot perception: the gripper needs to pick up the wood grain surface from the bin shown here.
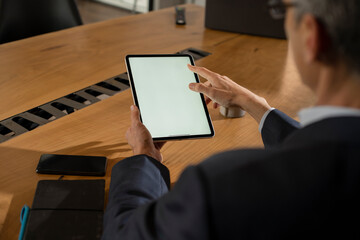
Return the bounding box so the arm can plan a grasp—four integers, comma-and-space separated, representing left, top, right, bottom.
0, 5, 315, 240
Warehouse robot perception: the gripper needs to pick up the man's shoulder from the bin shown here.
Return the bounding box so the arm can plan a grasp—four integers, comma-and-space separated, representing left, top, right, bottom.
197, 147, 291, 190
284, 116, 360, 146
193, 140, 360, 240
198, 137, 359, 185
199, 147, 298, 174
199, 148, 271, 174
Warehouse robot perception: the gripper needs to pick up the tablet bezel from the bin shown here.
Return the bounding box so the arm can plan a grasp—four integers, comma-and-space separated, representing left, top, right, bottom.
125, 54, 215, 141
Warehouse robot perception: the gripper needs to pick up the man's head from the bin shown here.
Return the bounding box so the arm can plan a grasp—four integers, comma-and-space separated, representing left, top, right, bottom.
275, 0, 360, 90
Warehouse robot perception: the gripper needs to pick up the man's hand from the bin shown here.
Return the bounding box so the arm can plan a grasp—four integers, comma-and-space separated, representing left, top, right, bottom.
126, 105, 165, 162
188, 65, 272, 123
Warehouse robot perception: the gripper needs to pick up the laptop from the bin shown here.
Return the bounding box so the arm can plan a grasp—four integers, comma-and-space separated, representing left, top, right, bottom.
205, 0, 286, 39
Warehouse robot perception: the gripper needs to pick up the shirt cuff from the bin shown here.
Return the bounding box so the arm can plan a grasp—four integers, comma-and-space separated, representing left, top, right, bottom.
258, 108, 275, 132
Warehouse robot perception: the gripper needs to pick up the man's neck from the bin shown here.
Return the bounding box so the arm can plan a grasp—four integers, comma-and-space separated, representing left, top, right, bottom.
315, 65, 360, 109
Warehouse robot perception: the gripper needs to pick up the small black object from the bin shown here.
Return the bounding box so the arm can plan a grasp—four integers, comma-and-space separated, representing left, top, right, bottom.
175, 6, 186, 25
36, 154, 107, 176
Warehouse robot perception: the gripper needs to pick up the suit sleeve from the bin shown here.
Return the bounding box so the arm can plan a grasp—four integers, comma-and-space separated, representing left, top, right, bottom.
102, 155, 210, 240
261, 109, 300, 148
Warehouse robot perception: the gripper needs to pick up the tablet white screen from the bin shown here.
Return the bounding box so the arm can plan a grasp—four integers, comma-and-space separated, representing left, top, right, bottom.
127, 56, 213, 139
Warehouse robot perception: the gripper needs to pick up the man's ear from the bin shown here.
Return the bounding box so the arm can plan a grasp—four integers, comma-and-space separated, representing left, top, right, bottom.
301, 14, 321, 63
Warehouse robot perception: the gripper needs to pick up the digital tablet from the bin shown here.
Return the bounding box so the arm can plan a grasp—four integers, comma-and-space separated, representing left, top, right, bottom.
125, 54, 214, 141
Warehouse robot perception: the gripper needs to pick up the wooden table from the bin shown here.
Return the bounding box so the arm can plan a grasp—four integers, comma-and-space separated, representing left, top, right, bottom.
0, 4, 315, 239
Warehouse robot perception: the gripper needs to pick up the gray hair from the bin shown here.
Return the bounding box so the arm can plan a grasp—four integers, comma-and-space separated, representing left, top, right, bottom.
294, 0, 360, 74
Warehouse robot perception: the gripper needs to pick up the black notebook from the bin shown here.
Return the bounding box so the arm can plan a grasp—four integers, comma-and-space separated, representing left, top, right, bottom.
24, 180, 105, 240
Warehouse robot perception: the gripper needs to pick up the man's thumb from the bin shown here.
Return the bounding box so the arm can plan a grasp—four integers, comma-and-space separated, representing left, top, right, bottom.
130, 105, 140, 124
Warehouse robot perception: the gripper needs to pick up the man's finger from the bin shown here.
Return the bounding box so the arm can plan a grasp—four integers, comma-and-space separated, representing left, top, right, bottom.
130, 105, 141, 125
154, 141, 166, 150
204, 81, 212, 87
125, 128, 130, 141
189, 82, 212, 97
205, 97, 212, 105
187, 64, 218, 84
202, 82, 212, 105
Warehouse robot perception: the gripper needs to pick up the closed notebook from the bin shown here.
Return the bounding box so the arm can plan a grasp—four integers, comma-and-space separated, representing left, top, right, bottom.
24, 180, 105, 240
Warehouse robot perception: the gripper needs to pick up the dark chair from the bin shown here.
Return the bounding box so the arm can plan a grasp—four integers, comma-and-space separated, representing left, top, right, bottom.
0, 0, 83, 44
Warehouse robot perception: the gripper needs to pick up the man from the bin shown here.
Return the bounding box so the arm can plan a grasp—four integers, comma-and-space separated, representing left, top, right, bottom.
102, 0, 360, 239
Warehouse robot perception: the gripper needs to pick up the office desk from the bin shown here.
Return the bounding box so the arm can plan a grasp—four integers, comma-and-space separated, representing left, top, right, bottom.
0, 4, 315, 239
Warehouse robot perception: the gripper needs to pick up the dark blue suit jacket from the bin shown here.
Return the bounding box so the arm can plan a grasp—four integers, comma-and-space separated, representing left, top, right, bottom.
102, 110, 360, 239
